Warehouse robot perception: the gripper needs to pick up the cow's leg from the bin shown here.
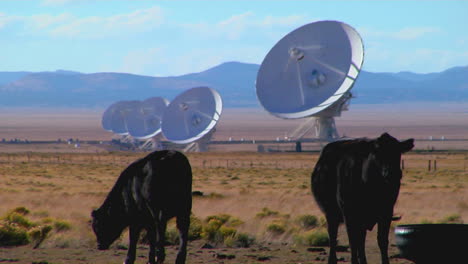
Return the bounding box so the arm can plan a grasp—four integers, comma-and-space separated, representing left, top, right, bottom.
175, 214, 190, 264
377, 218, 391, 264
345, 220, 367, 264
155, 219, 167, 264
326, 215, 339, 264
146, 224, 157, 264
125, 225, 141, 264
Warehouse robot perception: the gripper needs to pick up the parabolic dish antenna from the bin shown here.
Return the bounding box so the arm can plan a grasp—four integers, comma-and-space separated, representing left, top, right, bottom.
256, 20, 364, 140
162, 87, 222, 151
109, 100, 141, 136
127, 97, 169, 140
102, 101, 125, 132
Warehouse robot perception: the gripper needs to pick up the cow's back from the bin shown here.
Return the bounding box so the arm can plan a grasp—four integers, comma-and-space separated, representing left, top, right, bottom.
142, 150, 192, 217
311, 140, 372, 221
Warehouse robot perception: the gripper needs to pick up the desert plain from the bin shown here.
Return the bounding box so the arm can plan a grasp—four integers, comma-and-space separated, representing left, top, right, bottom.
0, 103, 467, 264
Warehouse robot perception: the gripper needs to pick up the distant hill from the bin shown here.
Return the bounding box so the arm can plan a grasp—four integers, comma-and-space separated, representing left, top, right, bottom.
0, 62, 467, 108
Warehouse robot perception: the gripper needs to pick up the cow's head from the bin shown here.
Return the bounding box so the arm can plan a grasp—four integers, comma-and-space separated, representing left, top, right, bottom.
91, 207, 125, 250
366, 133, 414, 183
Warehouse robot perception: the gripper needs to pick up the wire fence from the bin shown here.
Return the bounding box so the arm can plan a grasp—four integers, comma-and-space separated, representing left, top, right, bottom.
0, 152, 466, 171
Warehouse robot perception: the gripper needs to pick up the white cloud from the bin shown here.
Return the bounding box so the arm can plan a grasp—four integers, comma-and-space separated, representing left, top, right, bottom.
359, 26, 440, 41
28, 13, 72, 29
391, 27, 440, 40
181, 12, 309, 41
41, 0, 91, 6
50, 6, 164, 38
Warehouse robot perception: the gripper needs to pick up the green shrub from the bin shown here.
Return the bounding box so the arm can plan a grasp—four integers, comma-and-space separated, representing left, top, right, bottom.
165, 226, 180, 245
0, 222, 30, 246
201, 214, 244, 245
219, 226, 237, 238
4, 212, 36, 229
233, 233, 255, 248
296, 215, 318, 229
28, 225, 53, 249
53, 220, 72, 232
11, 207, 30, 216
205, 214, 231, 225
256, 207, 279, 218
188, 215, 202, 241
295, 229, 329, 246
266, 221, 286, 235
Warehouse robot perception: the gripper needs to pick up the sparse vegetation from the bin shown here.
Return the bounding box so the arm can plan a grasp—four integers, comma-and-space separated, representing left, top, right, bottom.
294, 228, 329, 246
266, 221, 286, 235
0, 151, 466, 263
256, 207, 280, 218
295, 214, 318, 229
0, 207, 72, 248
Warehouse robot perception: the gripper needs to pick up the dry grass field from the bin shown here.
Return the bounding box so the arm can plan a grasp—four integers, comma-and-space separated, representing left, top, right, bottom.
0, 104, 467, 263
0, 151, 466, 264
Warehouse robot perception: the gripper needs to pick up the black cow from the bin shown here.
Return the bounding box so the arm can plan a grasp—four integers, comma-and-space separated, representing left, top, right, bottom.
311, 133, 414, 264
91, 150, 192, 264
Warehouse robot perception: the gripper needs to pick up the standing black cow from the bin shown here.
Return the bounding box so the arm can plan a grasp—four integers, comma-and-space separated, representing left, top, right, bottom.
91, 150, 192, 264
311, 133, 414, 264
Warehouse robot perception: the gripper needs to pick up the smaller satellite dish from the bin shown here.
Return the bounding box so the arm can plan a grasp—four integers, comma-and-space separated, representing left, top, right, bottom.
102, 101, 125, 132
127, 97, 169, 140
162, 87, 222, 150
110, 100, 141, 136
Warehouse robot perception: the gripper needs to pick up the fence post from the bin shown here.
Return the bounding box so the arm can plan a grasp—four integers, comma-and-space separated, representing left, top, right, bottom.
428, 160, 431, 171
434, 160, 437, 171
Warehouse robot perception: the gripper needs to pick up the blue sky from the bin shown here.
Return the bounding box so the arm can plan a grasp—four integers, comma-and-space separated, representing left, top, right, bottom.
1, 0, 467, 76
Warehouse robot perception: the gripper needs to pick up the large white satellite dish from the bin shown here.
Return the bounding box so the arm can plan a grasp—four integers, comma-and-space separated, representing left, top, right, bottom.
127, 97, 169, 140
161, 87, 222, 152
256, 20, 364, 140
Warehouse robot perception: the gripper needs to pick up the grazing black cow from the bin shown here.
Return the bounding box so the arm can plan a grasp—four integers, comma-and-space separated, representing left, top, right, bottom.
91, 150, 192, 264
311, 133, 414, 264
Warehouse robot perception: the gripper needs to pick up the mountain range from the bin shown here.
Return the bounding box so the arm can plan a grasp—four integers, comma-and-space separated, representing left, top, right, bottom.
0, 62, 467, 108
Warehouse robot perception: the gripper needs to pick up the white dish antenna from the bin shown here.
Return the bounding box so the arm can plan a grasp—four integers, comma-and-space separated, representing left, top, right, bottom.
127, 97, 169, 140
102, 101, 125, 132
109, 100, 140, 136
161, 87, 222, 152
256, 20, 364, 140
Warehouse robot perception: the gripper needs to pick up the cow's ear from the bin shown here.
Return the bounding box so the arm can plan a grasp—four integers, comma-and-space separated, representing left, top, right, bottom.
400, 138, 414, 153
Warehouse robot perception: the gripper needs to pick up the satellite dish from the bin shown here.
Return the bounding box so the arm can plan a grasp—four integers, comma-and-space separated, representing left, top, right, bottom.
127, 97, 169, 140
109, 100, 141, 136
256, 20, 364, 140
161, 87, 222, 151
102, 101, 125, 132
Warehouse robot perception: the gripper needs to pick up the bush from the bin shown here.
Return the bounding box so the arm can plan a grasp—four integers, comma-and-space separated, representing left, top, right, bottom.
4, 212, 36, 229
28, 225, 53, 249
165, 227, 180, 245
201, 214, 245, 245
266, 221, 286, 235
233, 233, 255, 248
54, 220, 72, 232
0, 222, 30, 246
256, 207, 279, 218
0, 207, 72, 248
188, 215, 202, 241
296, 215, 318, 229
295, 229, 329, 246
